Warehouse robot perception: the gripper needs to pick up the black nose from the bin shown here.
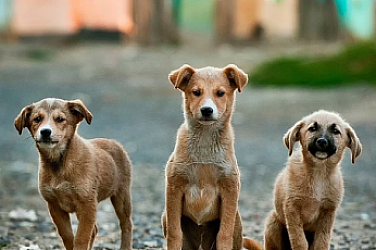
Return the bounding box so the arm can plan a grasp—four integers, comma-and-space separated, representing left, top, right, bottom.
201, 107, 213, 117
40, 128, 52, 137
316, 138, 328, 149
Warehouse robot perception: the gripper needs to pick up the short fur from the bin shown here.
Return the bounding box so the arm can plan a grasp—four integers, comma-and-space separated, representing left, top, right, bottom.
264, 110, 362, 250
161, 64, 260, 250
14, 98, 133, 250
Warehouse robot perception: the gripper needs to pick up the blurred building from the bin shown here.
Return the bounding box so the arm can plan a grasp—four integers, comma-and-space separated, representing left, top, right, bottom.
0, 0, 374, 44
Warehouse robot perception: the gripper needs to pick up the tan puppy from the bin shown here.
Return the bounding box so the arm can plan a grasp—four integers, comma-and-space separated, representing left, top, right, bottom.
14, 98, 133, 250
263, 110, 362, 250
161, 64, 260, 250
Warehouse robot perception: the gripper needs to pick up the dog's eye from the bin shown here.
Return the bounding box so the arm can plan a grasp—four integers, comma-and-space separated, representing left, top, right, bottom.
308, 126, 316, 132
34, 116, 42, 123
216, 90, 225, 97
333, 128, 340, 135
192, 90, 201, 97
56, 117, 65, 123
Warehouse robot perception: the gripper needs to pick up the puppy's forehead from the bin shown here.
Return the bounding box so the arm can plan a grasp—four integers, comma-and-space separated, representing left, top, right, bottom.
34, 98, 66, 112
305, 111, 345, 126
192, 67, 226, 84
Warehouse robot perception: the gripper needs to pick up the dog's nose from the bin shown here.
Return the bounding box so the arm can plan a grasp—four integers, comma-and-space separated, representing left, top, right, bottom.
316, 138, 328, 149
40, 128, 52, 137
201, 107, 213, 117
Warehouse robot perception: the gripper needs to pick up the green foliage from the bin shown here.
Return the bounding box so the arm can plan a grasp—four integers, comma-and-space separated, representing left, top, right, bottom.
26, 48, 54, 62
250, 42, 376, 88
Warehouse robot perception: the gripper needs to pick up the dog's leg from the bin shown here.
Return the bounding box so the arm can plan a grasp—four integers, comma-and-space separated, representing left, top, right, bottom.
74, 202, 97, 250
88, 224, 98, 250
310, 209, 336, 250
285, 203, 308, 250
217, 177, 239, 250
165, 176, 186, 250
48, 203, 74, 250
232, 211, 243, 250
264, 211, 285, 250
111, 191, 133, 250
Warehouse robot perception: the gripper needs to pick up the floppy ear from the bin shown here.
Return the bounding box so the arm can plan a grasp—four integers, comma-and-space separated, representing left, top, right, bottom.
346, 126, 362, 164
67, 100, 93, 125
283, 121, 304, 156
168, 64, 196, 91
223, 64, 248, 92
14, 104, 34, 135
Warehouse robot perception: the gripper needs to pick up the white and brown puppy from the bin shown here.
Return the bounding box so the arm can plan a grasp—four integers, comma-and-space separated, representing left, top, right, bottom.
14, 98, 133, 250
264, 110, 362, 250
161, 64, 261, 250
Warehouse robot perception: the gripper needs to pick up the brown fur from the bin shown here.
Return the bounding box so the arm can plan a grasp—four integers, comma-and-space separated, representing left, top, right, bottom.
264, 110, 362, 250
14, 98, 133, 250
161, 64, 259, 250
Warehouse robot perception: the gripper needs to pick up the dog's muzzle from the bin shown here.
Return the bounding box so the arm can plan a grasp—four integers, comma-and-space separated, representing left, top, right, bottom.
308, 137, 337, 160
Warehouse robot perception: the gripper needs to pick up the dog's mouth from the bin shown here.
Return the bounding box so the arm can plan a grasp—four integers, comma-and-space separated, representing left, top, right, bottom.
36, 139, 59, 147
308, 145, 337, 160
197, 117, 217, 125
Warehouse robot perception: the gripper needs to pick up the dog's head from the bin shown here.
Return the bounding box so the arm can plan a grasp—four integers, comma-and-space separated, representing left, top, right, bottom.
283, 110, 362, 164
14, 98, 92, 152
169, 64, 248, 125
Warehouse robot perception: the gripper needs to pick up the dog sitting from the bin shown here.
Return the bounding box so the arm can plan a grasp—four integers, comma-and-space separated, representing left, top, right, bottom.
14, 98, 133, 250
263, 110, 362, 250
161, 64, 261, 250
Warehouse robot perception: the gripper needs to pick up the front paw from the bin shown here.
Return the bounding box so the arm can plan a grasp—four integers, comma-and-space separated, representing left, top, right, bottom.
217, 233, 233, 250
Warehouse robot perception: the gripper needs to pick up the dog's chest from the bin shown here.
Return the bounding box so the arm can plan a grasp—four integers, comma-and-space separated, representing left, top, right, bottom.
186, 131, 230, 173
183, 165, 220, 224
40, 181, 77, 213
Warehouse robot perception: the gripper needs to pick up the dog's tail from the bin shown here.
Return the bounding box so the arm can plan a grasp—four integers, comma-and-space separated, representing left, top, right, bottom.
243, 237, 263, 250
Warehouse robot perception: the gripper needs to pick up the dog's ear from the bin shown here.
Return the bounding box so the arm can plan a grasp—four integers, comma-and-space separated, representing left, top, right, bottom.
14, 104, 34, 135
283, 121, 304, 156
67, 100, 93, 125
346, 126, 362, 164
223, 64, 248, 92
168, 64, 196, 91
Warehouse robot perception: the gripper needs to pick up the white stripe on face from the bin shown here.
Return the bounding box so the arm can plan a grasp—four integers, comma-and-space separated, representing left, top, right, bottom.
202, 99, 218, 119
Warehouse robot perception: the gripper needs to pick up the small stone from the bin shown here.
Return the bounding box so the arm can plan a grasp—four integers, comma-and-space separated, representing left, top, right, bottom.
133, 242, 146, 249
9, 208, 38, 222
361, 214, 370, 221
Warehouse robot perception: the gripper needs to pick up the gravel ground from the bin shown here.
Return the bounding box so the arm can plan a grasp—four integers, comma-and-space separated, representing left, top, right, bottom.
0, 40, 375, 249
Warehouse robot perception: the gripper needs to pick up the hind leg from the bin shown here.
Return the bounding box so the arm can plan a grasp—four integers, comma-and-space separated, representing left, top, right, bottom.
111, 189, 133, 250
264, 211, 288, 250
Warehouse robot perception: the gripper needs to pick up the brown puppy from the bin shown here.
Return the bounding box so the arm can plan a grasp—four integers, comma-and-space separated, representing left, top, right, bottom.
161, 64, 260, 250
14, 98, 133, 250
263, 110, 362, 250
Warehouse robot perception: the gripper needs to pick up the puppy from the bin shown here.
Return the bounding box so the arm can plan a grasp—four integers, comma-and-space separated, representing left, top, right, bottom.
14, 98, 133, 250
263, 110, 362, 250
161, 64, 261, 250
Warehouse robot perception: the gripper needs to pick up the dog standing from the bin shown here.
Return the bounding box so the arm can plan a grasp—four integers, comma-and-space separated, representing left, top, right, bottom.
14, 98, 133, 250
263, 110, 362, 250
161, 64, 261, 250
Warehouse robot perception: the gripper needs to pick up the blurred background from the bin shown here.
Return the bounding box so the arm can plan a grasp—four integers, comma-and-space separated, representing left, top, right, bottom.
0, 0, 376, 249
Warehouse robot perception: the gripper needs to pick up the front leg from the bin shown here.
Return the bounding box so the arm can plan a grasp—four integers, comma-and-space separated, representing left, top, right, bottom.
47, 202, 74, 250
74, 201, 98, 250
165, 175, 186, 250
284, 201, 308, 250
217, 176, 240, 250
310, 209, 336, 250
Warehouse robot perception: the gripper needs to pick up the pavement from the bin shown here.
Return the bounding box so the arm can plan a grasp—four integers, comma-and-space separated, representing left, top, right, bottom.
0, 40, 375, 249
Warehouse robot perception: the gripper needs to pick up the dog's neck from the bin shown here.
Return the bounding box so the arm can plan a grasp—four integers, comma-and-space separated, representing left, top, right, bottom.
184, 116, 234, 168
